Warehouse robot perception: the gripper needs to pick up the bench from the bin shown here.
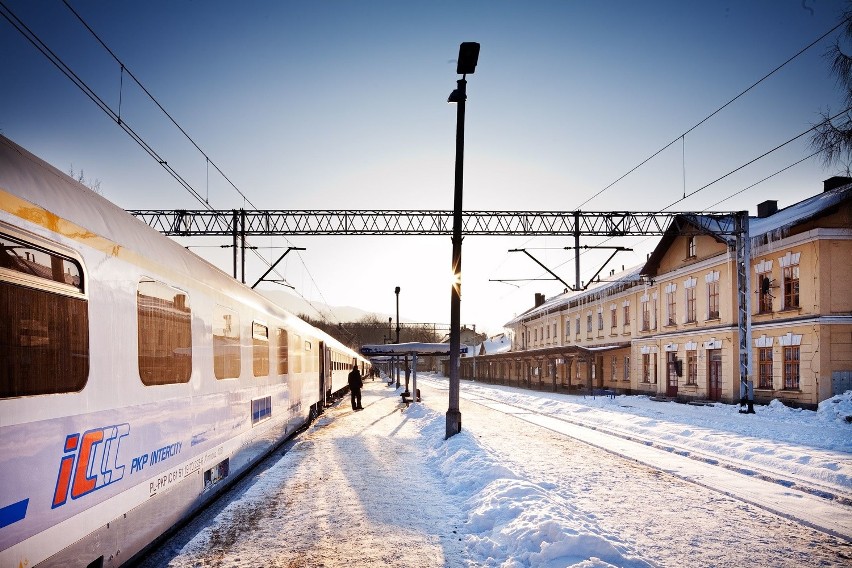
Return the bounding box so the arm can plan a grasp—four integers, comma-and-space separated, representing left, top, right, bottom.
585, 388, 615, 399
400, 389, 422, 405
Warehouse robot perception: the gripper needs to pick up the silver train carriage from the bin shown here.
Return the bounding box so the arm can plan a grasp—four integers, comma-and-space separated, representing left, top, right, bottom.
0, 135, 370, 567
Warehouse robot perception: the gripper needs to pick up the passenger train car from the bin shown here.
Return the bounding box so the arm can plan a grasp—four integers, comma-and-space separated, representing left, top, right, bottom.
0, 135, 370, 567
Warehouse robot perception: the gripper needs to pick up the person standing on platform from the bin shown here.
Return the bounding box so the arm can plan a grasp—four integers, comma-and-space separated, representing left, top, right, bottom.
348, 364, 363, 411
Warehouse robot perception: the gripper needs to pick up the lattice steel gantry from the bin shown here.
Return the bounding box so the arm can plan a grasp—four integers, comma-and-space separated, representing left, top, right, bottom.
129, 208, 754, 406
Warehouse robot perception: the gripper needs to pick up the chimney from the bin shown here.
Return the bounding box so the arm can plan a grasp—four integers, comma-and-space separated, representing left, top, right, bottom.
534, 293, 545, 307
757, 200, 777, 218
824, 176, 852, 192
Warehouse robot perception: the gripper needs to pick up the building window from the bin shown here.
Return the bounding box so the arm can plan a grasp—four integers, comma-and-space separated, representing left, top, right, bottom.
642, 353, 651, 383
597, 311, 604, 331
0, 232, 88, 397
641, 299, 650, 331
758, 275, 773, 313
575, 316, 580, 336
623, 356, 630, 381
665, 287, 676, 326
783, 265, 799, 309
652, 296, 658, 330
685, 285, 696, 323
623, 303, 630, 326
685, 350, 697, 385
553, 323, 557, 340
213, 306, 241, 379
137, 279, 192, 385
252, 322, 270, 377
708, 279, 720, 319
687, 235, 696, 258
587, 314, 592, 333
610, 306, 617, 329
758, 347, 773, 389
783, 346, 799, 389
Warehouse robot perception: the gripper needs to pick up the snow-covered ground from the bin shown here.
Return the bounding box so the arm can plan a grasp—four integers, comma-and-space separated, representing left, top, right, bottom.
141, 375, 852, 567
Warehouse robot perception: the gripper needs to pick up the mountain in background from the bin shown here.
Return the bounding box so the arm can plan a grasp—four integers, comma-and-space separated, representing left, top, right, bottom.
258, 289, 394, 324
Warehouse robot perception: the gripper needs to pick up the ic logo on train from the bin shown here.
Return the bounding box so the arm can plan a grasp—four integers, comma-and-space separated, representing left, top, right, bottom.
52, 424, 130, 508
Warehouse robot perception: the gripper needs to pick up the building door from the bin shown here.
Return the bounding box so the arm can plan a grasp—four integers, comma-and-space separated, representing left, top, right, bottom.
708, 349, 722, 401
666, 352, 678, 397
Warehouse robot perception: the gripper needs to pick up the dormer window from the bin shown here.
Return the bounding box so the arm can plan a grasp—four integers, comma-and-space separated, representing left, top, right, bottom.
686, 235, 696, 259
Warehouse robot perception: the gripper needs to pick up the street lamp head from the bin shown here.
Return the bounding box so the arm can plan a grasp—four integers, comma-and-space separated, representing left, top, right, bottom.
456, 42, 480, 75
395, 286, 400, 294
447, 88, 466, 104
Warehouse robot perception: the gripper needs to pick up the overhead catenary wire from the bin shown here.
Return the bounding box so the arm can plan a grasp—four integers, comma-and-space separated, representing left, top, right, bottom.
573, 13, 850, 210
61, 0, 259, 210
2, 1, 344, 322
500, 134, 833, 303
657, 104, 852, 212
0, 0, 213, 210
59, 1, 348, 319
501, 15, 850, 299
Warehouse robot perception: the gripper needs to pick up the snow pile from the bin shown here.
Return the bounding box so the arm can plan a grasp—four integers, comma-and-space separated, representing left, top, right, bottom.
816, 390, 852, 423
408, 404, 652, 567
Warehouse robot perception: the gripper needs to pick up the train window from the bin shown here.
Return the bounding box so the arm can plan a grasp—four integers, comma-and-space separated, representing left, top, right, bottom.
0, 232, 83, 293
276, 328, 288, 375
304, 340, 316, 373
213, 306, 241, 379
0, 232, 88, 397
252, 322, 269, 377
291, 333, 303, 374
137, 279, 192, 385
251, 396, 272, 424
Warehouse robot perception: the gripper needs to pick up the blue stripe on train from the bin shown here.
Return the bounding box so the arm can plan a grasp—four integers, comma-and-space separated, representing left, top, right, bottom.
0, 498, 29, 528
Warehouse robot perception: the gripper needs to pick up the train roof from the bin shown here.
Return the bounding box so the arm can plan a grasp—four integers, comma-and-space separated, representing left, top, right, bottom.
0, 135, 363, 360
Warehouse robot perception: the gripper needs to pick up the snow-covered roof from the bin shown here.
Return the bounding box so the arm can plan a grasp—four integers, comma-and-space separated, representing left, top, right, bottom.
477, 333, 512, 355
680, 183, 852, 246
504, 265, 644, 326
361, 342, 471, 356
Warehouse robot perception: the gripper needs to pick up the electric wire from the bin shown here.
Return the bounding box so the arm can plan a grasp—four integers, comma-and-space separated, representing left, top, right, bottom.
574, 14, 849, 210
0, 0, 213, 210
61, 0, 259, 210
63, 1, 341, 320
657, 104, 852, 212
3, 2, 341, 321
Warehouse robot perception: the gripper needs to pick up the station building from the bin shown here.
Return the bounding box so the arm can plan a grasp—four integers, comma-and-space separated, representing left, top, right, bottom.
463, 179, 852, 409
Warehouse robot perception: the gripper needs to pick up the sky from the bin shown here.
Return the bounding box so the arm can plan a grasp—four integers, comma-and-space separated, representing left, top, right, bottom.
1, 0, 849, 334
138, 375, 852, 567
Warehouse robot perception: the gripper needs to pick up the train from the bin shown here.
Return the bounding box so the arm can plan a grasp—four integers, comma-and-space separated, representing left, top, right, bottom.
0, 134, 371, 567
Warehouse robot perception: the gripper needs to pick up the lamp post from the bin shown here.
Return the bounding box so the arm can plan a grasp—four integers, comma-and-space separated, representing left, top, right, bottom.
395, 286, 401, 388
446, 42, 479, 439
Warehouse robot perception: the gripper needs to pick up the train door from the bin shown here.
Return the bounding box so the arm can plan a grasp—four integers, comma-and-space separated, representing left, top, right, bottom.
318, 342, 328, 407
707, 349, 722, 401
666, 352, 678, 397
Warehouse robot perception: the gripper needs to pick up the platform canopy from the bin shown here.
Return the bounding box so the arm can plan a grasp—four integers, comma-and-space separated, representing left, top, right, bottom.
360, 342, 470, 357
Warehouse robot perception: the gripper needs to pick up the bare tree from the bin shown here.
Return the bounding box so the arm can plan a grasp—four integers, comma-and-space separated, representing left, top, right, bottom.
68, 164, 103, 195
812, 8, 852, 173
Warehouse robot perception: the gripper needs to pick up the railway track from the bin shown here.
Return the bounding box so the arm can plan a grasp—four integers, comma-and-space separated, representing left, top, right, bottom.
418, 377, 852, 542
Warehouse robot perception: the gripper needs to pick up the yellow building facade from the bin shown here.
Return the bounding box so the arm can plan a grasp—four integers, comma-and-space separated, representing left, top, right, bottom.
477, 182, 852, 409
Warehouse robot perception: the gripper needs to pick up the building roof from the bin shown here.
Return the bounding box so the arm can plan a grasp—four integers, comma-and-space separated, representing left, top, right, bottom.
643, 183, 852, 277
504, 182, 852, 327
504, 265, 644, 326
477, 333, 512, 355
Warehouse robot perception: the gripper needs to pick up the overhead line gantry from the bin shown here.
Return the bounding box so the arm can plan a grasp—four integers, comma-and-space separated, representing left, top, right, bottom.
129, 208, 754, 411
128, 209, 737, 237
